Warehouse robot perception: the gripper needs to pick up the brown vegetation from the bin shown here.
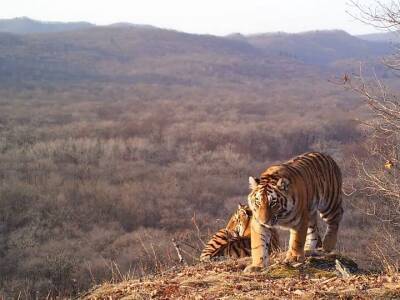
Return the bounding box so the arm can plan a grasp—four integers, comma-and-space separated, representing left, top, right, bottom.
0, 73, 374, 298
0, 21, 397, 298
0, 75, 366, 298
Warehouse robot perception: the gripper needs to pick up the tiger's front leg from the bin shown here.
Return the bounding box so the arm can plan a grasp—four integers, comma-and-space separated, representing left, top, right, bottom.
244, 218, 271, 272
284, 218, 307, 264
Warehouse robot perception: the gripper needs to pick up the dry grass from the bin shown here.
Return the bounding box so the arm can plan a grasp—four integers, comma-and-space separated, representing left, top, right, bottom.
81, 252, 400, 299
0, 24, 397, 298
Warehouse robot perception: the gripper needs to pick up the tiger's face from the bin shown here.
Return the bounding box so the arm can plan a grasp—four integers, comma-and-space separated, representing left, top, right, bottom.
226, 204, 252, 236
248, 176, 291, 226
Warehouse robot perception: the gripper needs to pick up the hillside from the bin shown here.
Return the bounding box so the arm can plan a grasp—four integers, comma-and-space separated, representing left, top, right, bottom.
0, 22, 398, 298
82, 253, 400, 299
0, 25, 394, 87
0, 26, 309, 86
244, 30, 392, 66
358, 30, 400, 43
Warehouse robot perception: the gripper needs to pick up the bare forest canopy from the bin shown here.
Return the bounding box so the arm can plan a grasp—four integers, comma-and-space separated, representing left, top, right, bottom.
0, 20, 396, 298
0, 17, 396, 86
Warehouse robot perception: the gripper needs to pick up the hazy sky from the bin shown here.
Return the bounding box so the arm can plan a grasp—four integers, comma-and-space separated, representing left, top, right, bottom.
0, 0, 381, 36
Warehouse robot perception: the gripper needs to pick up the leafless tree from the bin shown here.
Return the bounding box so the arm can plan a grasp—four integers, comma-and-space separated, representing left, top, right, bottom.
346, 0, 400, 270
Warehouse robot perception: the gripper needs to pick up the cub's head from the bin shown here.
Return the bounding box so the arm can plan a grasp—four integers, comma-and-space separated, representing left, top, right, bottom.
248, 176, 290, 226
226, 204, 252, 237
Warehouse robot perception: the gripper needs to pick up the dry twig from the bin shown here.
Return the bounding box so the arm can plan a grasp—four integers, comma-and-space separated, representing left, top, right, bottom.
172, 238, 187, 265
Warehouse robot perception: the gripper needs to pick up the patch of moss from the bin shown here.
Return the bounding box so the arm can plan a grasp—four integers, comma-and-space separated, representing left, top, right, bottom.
267, 265, 300, 279
306, 267, 336, 278
264, 253, 359, 279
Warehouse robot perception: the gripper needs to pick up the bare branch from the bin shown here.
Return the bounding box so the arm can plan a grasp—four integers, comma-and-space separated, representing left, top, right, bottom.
192, 212, 206, 247
172, 238, 187, 265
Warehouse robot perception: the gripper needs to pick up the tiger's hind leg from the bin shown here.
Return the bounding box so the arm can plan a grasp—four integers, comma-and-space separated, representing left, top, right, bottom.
305, 210, 321, 255
320, 198, 344, 253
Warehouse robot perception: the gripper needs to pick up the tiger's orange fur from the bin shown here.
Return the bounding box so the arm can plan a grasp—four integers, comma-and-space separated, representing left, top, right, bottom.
245, 152, 343, 272
200, 204, 280, 261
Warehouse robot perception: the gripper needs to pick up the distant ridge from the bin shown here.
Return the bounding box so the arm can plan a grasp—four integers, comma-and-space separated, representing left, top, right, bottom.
0, 19, 394, 84
243, 29, 392, 65
0, 17, 161, 34
107, 22, 156, 29
0, 16, 395, 44
358, 30, 400, 43
0, 17, 95, 34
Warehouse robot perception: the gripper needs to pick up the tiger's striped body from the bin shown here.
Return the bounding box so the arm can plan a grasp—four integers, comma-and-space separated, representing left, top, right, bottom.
200, 204, 280, 261
245, 152, 343, 272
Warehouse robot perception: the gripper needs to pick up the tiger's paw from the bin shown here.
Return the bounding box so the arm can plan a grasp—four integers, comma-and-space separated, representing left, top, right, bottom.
244, 265, 264, 273
284, 251, 305, 265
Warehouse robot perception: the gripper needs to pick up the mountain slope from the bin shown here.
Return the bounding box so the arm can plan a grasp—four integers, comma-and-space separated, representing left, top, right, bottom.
245, 30, 392, 65
0, 17, 394, 88
358, 30, 400, 43
0, 26, 316, 86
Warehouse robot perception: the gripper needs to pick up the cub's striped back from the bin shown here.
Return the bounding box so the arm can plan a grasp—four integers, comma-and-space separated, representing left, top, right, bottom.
199, 229, 251, 261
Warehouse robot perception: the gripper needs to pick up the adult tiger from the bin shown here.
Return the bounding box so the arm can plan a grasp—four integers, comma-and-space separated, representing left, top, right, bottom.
244, 152, 343, 272
200, 204, 280, 261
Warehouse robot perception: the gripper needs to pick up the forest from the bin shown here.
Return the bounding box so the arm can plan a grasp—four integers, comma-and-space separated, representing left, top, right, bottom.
0, 16, 399, 298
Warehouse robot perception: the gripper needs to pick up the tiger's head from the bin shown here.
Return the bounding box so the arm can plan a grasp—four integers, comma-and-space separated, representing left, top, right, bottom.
225, 204, 252, 237
248, 176, 291, 227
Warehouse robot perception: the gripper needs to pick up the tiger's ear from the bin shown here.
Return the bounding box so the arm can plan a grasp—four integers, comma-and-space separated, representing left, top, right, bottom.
249, 176, 259, 190
277, 178, 290, 191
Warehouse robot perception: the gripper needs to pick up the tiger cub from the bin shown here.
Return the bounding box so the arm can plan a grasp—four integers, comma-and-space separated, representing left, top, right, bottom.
199, 228, 251, 261
226, 204, 281, 253
245, 152, 343, 272
200, 204, 280, 261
